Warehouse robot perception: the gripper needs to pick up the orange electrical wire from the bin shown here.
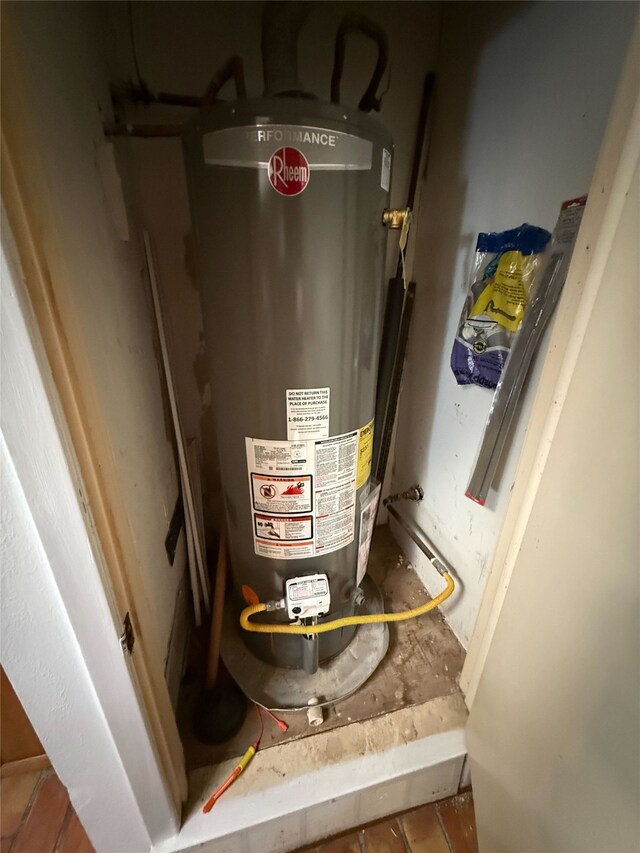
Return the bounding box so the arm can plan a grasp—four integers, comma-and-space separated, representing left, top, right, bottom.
202, 703, 288, 813
257, 704, 289, 732
202, 705, 263, 813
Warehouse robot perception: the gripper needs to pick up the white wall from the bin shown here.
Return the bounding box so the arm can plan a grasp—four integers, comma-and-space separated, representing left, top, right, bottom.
102, 0, 442, 532
468, 118, 640, 852
4, 1, 186, 662
391, 0, 637, 647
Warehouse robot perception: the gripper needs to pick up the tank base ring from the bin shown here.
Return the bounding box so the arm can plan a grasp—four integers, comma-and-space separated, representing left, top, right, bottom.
220, 574, 389, 711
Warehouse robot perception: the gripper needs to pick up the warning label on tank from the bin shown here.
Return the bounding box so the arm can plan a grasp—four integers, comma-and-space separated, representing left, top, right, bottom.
314, 431, 357, 554
255, 514, 313, 542
246, 429, 360, 559
255, 538, 315, 559
286, 387, 330, 440
247, 438, 311, 473
251, 474, 312, 514
315, 433, 356, 486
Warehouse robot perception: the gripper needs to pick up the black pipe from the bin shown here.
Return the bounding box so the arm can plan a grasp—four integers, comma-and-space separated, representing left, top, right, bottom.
109, 54, 246, 115
406, 75, 435, 214
394, 72, 435, 278
201, 55, 247, 110
103, 122, 182, 138
373, 73, 436, 483
151, 92, 201, 108
262, 1, 311, 97
372, 276, 404, 473
331, 13, 389, 112
110, 82, 200, 109
374, 281, 416, 484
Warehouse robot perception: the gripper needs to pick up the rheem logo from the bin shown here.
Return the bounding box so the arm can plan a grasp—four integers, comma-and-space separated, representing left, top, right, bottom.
268, 147, 310, 196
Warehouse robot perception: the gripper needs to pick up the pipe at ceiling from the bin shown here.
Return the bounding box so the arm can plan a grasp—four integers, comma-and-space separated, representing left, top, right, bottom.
261, 1, 312, 98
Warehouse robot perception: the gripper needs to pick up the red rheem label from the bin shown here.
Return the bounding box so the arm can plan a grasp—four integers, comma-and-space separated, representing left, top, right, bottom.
268, 147, 310, 196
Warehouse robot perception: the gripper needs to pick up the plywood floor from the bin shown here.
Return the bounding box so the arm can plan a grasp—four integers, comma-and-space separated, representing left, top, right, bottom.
178, 525, 465, 770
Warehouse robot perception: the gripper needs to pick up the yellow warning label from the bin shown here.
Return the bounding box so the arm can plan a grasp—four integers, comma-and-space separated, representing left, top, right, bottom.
356, 419, 374, 490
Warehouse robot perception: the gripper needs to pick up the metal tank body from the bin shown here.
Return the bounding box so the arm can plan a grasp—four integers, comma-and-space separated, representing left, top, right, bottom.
183, 98, 392, 668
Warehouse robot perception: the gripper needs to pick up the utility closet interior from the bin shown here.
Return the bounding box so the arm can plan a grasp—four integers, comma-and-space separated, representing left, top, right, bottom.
2, 0, 638, 851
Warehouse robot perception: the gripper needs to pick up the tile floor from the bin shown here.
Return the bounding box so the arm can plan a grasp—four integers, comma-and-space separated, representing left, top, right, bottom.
1, 769, 93, 853
298, 791, 478, 853
1, 768, 477, 853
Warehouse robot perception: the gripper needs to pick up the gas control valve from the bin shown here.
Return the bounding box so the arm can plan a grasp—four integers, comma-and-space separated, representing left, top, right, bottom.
285, 574, 331, 620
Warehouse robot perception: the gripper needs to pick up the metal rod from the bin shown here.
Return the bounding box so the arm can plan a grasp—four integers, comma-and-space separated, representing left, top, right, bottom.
386, 502, 453, 577
466, 255, 564, 504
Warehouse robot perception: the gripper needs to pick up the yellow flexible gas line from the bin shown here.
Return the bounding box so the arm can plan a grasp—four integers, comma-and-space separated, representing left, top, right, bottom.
239, 572, 455, 635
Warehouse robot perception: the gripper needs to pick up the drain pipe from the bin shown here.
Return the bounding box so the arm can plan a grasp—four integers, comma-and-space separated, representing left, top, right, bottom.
384, 486, 455, 577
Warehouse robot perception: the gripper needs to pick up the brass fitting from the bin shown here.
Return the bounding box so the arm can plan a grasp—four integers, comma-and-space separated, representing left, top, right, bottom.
382, 207, 411, 229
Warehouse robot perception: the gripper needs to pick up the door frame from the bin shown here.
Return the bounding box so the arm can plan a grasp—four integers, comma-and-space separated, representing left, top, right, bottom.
461, 15, 640, 709
0, 7, 188, 818
1, 209, 180, 848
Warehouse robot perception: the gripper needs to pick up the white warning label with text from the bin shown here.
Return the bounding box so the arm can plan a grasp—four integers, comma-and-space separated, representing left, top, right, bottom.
246, 430, 358, 559
250, 474, 312, 514
255, 539, 315, 559
314, 431, 357, 556
253, 513, 314, 559
286, 387, 330, 440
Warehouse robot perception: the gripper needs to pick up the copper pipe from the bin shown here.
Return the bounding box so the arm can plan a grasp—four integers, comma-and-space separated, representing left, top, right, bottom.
201, 55, 246, 111
110, 82, 200, 109
155, 92, 202, 108
109, 55, 246, 117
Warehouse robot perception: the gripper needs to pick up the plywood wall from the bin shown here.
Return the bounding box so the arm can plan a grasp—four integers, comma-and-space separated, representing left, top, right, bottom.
3, 2, 186, 663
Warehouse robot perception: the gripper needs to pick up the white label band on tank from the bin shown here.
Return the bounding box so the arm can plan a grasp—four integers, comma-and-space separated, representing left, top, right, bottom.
203, 125, 373, 171
245, 430, 359, 560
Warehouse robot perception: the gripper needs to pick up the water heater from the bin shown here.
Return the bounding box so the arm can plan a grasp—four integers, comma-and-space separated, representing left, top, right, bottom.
183, 5, 394, 693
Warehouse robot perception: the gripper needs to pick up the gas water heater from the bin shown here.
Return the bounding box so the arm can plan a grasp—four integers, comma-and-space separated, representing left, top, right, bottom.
183, 5, 398, 705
